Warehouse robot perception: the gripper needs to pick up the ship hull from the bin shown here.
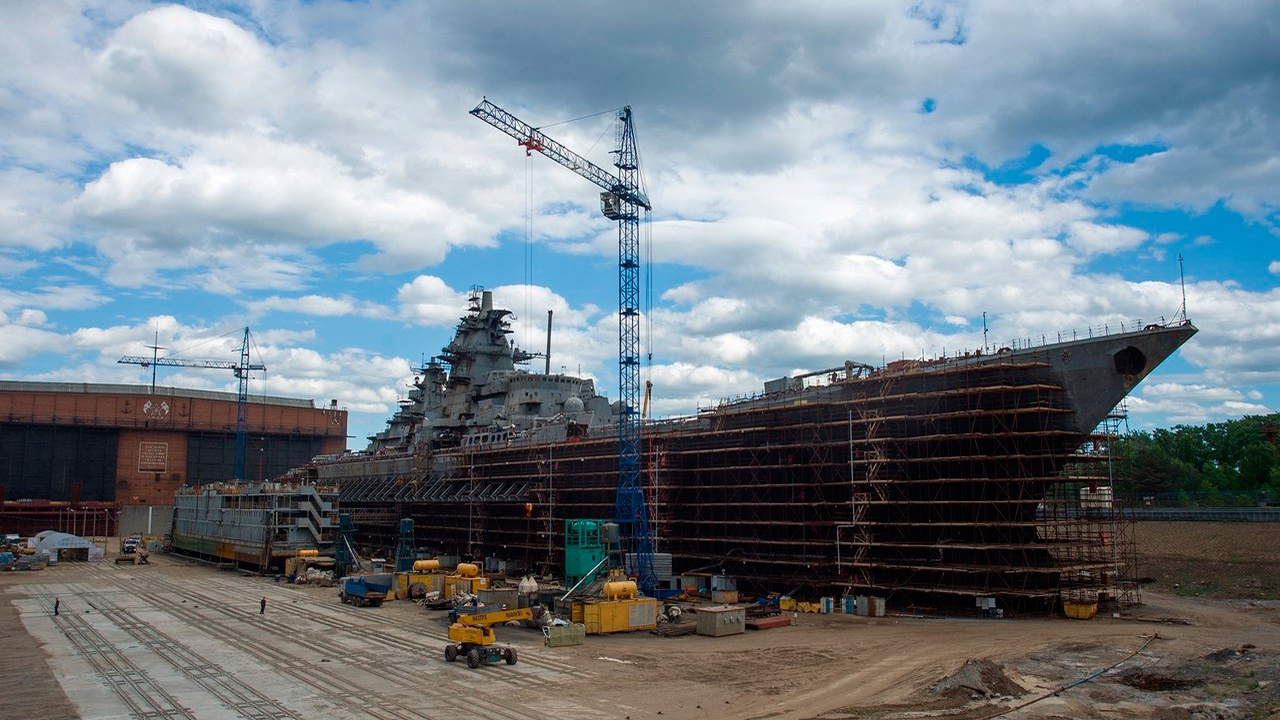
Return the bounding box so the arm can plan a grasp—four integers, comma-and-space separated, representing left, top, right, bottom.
328, 322, 1197, 611
170, 482, 339, 571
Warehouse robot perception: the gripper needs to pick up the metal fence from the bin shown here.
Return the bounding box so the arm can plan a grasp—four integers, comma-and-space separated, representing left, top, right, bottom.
1118, 491, 1280, 521
1118, 490, 1279, 509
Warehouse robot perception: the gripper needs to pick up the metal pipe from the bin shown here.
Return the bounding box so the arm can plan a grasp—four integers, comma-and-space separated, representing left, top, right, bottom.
835, 524, 856, 572
560, 554, 610, 601
836, 408, 856, 573
545, 310, 553, 375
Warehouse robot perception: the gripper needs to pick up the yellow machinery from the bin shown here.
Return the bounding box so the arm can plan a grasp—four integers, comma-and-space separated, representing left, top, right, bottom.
284, 551, 337, 583
558, 523, 658, 635
444, 607, 535, 669
569, 571, 658, 634
395, 558, 445, 599
442, 562, 490, 600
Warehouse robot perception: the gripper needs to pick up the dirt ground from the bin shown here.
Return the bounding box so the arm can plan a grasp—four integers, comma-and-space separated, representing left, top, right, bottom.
1135, 522, 1280, 600
2, 522, 1278, 720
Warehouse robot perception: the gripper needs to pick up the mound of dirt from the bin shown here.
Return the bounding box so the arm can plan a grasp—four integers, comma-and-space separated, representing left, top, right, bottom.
1202, 644, 1255, 662
1203, 648, 1243, 663
1118, 671, 1194, 691
930, 659, 1028, 699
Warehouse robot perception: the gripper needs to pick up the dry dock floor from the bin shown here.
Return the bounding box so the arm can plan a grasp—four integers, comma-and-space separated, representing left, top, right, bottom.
2, 551, 1278, 720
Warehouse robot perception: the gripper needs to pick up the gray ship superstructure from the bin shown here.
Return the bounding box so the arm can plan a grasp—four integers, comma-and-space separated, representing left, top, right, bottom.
320, 289, 618, 485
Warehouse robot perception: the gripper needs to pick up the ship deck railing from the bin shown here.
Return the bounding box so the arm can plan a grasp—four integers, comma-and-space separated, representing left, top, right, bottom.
175, 481, 339, 496
695, 315, 1183, 412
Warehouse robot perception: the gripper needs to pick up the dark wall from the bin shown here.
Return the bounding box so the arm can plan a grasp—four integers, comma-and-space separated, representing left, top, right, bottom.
0, 424, 333, 501
0, 424, 119, 501
186, 433, 333, 483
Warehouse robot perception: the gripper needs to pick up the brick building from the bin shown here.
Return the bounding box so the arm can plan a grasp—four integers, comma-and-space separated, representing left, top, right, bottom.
0, 381, 347, 506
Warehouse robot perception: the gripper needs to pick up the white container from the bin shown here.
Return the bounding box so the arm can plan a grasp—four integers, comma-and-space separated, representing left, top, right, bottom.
696, 604, 746, 637
856, 596, 885, 617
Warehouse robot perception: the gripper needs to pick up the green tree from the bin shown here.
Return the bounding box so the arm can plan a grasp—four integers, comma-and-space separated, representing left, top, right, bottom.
1238, 443, 1276, 491
1111, 413, 1280, 497
1118, 434, 1187, 493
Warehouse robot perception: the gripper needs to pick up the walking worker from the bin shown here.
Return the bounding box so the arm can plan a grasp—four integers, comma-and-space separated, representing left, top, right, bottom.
260, 596, 267, 614
54, 598, 60, 616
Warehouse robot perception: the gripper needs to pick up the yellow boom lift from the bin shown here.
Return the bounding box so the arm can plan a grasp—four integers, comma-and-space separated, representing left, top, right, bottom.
444, 607, 537, 669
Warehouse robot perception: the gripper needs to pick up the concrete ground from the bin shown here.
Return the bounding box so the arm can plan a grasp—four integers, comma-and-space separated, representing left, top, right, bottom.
3, 549, 1278, 720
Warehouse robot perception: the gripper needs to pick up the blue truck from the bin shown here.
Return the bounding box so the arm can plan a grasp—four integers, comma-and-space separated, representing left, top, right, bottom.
338, 574, 392, 607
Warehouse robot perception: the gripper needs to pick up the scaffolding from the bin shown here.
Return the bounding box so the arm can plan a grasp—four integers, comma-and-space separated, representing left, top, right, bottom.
332, 352, 1146, 612
1051, 404, 1140, 609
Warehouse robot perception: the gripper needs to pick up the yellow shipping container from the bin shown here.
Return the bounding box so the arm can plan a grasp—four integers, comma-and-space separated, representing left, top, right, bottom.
581, 598, 658, 634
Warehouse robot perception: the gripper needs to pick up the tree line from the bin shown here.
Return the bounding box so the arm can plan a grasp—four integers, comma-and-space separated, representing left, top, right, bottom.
1111, 412, 1280, 504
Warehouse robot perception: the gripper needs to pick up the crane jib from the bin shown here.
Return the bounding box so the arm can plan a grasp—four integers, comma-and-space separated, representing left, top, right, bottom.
469, 100, 651, 211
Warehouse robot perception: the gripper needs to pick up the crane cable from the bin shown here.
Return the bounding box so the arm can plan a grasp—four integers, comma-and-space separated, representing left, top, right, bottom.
536, 106, 623, 132
631, 112, 654, 411
525, 145, 534, 344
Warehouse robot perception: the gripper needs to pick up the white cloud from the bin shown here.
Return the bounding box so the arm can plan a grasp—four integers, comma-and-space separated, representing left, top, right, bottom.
93, 6, 276, 129
0, 285, 112, 314
0, 168, 77, 251
3, 1, 1279, 446
1065, 221, 1148, 256
75, 135, 494, 274
249, 295, 391, 320
397, 276, 469, 326
1129, 382, 1272, 427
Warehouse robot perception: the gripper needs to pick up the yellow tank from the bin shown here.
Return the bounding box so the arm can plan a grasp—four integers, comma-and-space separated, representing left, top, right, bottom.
1063, 601, 1098, 620
454, 562, 479, 578
297, 549, 319, 557
412, 559, 441, 572
603, 580, 637, 600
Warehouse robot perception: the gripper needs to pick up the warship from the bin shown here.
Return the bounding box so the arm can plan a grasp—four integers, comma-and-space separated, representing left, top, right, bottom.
314, 288, 1196, 611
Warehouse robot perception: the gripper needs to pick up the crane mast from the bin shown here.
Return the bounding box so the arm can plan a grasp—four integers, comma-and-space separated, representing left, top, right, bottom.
470, 100, 656, 592
119, 327, 265, 481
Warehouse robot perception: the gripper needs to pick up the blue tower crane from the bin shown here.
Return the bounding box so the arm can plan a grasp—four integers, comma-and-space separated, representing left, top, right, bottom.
470, 99, 657, 592
119, 327, 265, 481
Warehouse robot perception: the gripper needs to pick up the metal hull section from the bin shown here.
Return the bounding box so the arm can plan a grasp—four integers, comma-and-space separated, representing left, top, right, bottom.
170, 481, 339, 569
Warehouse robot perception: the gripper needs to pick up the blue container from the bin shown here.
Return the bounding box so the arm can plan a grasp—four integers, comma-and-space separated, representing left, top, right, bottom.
842, 596, 855, 614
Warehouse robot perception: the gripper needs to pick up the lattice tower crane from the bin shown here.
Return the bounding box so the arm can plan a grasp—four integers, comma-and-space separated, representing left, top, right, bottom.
470, 99, 656, 592
119, 327, 265, 481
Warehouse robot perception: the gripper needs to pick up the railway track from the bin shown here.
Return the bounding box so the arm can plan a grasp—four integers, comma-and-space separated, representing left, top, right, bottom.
27, 559, 600, 719
32, 588, 202, 720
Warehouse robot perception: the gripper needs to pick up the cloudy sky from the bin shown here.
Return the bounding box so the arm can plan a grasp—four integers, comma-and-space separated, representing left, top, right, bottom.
3, 1, 1277, 449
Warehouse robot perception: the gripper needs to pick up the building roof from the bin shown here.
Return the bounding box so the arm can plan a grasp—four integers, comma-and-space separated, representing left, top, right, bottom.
0, 381, 322, 409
